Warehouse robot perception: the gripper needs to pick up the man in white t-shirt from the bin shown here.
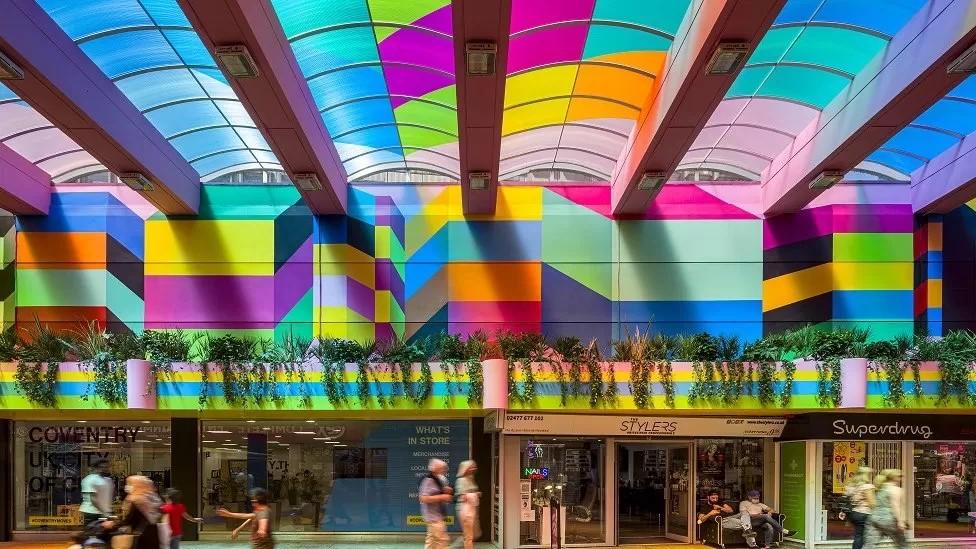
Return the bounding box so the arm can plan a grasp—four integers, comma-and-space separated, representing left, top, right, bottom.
78, 460, 113, 525
739, 490, 795, 549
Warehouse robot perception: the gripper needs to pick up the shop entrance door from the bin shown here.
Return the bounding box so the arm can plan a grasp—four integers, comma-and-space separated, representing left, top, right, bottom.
616, 442, 692, 544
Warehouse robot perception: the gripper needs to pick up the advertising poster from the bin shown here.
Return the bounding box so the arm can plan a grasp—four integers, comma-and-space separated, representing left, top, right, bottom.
321, 420, 469, 532
832, 442, 866, 494
779, 442, 806, 540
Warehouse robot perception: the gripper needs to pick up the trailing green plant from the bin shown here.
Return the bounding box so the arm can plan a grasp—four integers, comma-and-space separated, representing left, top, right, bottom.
498, 331, 546, 404
742, 333, 785, 407
596, 340, 617, 406
195, 334, 257, 407
276, 331, 313, 407
14, 319, 71, 408
140, 330, 192, 394
67, 321, 127, 407
464, 331, 489, 406
646, 332, 676, 408
313, 337, 366, 407
716, 335, 744, 406
552, 336, 585, 405
935, 330, 976, 405
383, 336, 437, 407
864, 337, 910, 407
681, 333, 719, 406
907, 334, 939, 400
617, 328, 652, 409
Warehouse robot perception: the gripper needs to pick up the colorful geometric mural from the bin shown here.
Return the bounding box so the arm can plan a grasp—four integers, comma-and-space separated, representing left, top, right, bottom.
941, 200, 976, 333
7, 182, 931, 346
762, 191, 914, 339
914, 214, 943, 336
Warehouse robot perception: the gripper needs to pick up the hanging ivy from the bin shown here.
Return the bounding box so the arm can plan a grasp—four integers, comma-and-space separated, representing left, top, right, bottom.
935, 331, 976, 405
499, 331, 545, 405
553, 336, 585, 405
14, 319, 70, 408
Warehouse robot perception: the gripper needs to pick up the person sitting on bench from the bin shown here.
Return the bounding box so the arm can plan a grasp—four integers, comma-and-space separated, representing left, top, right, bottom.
739, 490, 795, 549
698, 490, 735, 525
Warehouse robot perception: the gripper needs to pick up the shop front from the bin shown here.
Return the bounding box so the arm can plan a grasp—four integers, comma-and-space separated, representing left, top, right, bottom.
498, 413, 786, 547
778, 413, 976, 548
5, 416, 483, 542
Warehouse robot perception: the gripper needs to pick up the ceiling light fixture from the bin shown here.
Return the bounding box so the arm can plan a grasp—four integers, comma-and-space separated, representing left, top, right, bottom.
119, 173, 154, 192
948, 42, 976, 74
294, 172, 323, 191
207, 430, 232, 434
0, 50, 24, 80
294, 431, 316, 435
809, 170, 844, 189
465, 42, 496, 75
214, 45, 259, 78
468, 171, 489, 190
637, 171, 668, 191
706, 42, 750, 75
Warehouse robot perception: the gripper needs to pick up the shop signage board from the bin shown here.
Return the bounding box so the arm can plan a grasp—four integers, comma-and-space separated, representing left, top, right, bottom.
502, 414, 786, 437
519, 480, 533, 521
779, 441, 806, 541
780, 413, 976, 441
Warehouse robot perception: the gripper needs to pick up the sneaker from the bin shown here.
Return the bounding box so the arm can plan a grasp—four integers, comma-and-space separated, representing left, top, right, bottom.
783, 529, 796, 537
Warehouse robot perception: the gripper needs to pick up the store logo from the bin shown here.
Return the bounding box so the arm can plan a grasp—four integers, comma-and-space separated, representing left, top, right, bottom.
522, 467, 549, 480
832, 419, 933, 439
618, 417, 677, 435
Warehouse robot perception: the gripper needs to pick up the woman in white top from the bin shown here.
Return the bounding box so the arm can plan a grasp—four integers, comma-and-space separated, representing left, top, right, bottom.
452, 460, 480, 549
844, 467, 875, 549
864, 469, 907, 549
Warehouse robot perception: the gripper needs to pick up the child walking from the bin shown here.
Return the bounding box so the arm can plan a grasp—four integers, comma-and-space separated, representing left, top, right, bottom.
217, 487, 274, 549
161, 488, 202, 549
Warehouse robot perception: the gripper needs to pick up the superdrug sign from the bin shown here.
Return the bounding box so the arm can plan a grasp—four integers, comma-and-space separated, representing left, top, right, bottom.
780, 413, 976, 441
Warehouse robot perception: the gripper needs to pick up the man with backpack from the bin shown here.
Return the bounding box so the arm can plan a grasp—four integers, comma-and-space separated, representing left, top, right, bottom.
419, 459, 454, 549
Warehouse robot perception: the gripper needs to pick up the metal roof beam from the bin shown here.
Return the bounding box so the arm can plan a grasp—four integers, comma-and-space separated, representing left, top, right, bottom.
178, 0, 348, 214
453, 0, 511, 215
610, 0, 785, 216
0, 0, 200, 215
762, 0, 976, 215
0, 143, 50, 215
912, 129, 976, 213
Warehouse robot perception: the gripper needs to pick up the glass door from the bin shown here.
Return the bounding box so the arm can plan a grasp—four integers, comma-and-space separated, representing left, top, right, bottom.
518, 438, 606, 546
616, 443, 667, 544
666, 445, 691, 542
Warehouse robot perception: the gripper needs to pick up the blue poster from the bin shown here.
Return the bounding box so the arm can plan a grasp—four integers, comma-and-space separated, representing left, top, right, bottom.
321, 419, 469, 532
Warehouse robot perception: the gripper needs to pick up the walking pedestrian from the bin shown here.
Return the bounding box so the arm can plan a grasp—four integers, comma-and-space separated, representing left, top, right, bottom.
217, 488, 275, 549
845, 467, 875, 549
161, 488, 202, 549
419, 459, 453, 549
865, 469, 907, 549
99, 475, 162, 549
452, 460, 480, 549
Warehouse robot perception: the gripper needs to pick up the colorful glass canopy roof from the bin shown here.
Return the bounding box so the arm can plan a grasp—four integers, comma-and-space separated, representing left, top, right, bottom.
37, 0, 284, 182
499, 0, 692, 181
678, 0, 928, 180
4, 0, 973, 195
271, 0, 458, 181
0, 84, 106, 181
853, 76, 976, 180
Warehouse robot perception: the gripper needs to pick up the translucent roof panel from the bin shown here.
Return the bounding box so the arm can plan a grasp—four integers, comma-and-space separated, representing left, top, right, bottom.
37, 0, 283, 182
853, 76, 976, 180
500, 0, 692, 181
271, 0, 459, 181
0, 84, 106, 182
678, 0, 927, 180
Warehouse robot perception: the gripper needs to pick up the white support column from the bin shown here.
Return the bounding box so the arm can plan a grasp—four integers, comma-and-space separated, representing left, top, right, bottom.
807, 441, 820, 549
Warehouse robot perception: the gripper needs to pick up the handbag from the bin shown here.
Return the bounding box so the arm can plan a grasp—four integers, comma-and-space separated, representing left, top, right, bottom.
111, 534, 135, 549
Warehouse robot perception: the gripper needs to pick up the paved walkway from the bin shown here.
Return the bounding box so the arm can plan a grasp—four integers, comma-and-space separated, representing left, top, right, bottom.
0, 543, 709, 549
